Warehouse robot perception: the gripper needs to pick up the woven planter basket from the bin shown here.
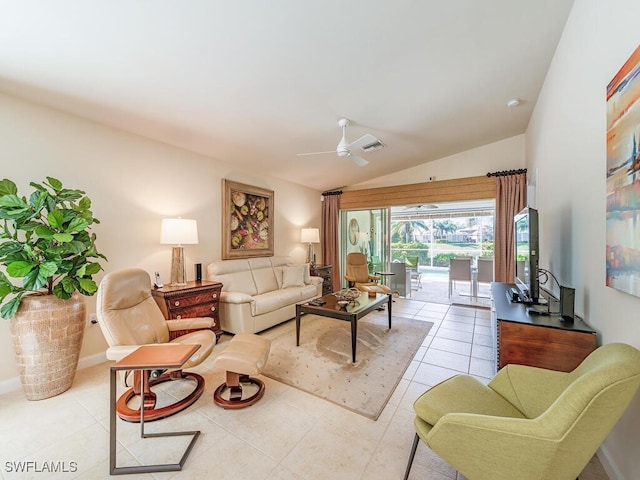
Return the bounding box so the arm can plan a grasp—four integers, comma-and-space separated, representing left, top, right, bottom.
10, 293, 86, 400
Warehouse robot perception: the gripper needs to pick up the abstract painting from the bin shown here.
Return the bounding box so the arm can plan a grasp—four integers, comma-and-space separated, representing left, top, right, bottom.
606, 43, 640, 296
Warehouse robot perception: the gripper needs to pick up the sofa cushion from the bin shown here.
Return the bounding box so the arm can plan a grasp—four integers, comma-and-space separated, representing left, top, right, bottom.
251, 290, 288, 316
303, 263, 311, 284
207, 259, 257, 296
282, 265, 305, 288
269, 256, 290, 268
247, 257, 277, 294
299, 283, 318, 298
252, 266, 279, 294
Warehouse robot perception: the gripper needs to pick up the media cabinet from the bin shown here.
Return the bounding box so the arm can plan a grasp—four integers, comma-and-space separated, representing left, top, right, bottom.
491, 282, 597, 372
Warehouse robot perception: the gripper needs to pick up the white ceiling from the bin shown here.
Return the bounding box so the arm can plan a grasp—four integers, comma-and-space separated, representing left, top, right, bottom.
0, 1, 574, 192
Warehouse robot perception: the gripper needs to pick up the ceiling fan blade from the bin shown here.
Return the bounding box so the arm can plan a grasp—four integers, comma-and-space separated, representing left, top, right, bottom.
296, 150, 336, 156
347, 133, 378, 150
348, 153, 369, 167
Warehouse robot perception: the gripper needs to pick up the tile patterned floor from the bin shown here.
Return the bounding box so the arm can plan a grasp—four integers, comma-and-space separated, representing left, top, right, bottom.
0, 298, 608, 479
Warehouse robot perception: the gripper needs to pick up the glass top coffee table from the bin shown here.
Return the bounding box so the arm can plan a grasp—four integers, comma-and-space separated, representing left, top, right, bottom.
295, 291, 392, 363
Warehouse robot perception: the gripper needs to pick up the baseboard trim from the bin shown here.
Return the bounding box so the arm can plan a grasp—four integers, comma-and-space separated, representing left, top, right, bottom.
0, 376, 22, 396
598, 444, 623, 480
77, 351, 107, 370
0, 351, 107, 396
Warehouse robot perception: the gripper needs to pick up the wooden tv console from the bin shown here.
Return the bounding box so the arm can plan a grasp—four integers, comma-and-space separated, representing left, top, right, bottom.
491, 282, 597, 372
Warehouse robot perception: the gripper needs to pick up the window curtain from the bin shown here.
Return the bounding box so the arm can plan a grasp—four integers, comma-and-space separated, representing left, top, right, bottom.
492, 170, 527, 283
321, 190, 341, 291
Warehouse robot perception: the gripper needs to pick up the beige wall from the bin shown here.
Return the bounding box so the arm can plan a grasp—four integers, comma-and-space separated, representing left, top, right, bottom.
0, 93, 322, 385
526, 1, 640, 478
348, 134, 525, 190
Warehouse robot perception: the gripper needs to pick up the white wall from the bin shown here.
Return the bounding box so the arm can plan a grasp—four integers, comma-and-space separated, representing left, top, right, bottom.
526, 1, 640, 478
0, 93, 322, 384
348, 134, 525, 189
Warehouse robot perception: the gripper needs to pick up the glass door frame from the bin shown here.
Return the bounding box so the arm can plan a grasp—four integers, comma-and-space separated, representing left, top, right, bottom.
339, 208, 390, 289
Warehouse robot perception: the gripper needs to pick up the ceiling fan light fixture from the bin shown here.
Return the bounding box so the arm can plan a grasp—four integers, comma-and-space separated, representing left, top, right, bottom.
296, 118, 373, 167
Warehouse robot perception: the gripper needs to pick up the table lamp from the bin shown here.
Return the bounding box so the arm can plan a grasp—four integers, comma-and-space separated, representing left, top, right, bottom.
301, 227, 320, 265
160, 218, 198, 286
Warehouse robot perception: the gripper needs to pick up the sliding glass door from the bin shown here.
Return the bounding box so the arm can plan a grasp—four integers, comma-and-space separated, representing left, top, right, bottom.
339, 208, 389, 289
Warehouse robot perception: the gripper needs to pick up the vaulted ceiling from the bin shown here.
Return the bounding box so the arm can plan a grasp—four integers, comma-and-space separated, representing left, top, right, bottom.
0, 1, 574, 191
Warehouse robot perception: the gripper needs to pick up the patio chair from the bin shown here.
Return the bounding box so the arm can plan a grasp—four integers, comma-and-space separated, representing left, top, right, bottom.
390, 260, 408, 297
406, 256, 422, 293
448, 257, 472, 298
369, 255, 382, 274
475, 257, 494, 298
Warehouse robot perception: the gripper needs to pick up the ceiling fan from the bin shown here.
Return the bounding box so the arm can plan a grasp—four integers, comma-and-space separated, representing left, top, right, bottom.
296, 118, 380, 167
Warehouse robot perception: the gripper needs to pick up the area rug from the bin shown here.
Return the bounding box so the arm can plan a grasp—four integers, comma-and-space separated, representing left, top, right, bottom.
262, 313, 433, 420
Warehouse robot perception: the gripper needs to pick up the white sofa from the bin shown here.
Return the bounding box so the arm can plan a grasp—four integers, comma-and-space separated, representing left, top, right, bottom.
207, 256, 323, 334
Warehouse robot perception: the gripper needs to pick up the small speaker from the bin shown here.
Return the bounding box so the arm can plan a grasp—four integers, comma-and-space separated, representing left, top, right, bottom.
559, 286, 575, 322
195, 263, 202, 282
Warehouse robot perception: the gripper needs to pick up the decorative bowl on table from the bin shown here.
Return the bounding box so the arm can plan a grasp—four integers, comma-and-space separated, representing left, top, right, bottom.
334, 288, 360, 307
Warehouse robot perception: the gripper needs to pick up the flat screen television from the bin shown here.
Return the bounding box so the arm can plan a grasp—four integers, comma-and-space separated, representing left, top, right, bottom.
514, 207, 539, 303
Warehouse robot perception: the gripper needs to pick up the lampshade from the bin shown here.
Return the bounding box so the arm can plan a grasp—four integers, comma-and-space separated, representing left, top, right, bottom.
160, 218, 198, 245
300, 228, 320, 244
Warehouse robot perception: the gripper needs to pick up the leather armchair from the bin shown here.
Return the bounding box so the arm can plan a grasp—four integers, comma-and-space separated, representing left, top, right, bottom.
403, 342, 640, 480
97, 268, 216, 422
344, 252, 391, 294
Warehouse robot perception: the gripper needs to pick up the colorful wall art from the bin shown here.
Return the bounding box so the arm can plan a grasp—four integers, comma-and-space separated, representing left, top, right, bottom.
222, 179, 274, 259
606, 43, 640, 296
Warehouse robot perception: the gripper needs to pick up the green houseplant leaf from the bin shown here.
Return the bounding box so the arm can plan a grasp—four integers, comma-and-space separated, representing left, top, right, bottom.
0, 177, 107, 319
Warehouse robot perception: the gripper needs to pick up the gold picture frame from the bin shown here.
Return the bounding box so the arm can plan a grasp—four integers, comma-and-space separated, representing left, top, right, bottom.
222, 179, 274, 259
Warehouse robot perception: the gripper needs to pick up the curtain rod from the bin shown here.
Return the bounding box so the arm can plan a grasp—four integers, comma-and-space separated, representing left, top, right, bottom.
486, 168, 527, 177
322, 190, 342, 196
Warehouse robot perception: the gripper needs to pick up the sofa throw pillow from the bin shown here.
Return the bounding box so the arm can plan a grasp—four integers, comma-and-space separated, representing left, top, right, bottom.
303, 263, 311, 284
282, 265, 305, 288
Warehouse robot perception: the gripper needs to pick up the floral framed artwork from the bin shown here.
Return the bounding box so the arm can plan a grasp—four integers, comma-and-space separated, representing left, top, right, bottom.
222, 179, 274, 259
606, 43, 640, 297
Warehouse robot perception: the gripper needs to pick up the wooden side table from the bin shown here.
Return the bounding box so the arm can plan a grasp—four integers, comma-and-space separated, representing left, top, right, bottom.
109, 344, 201, 475
310, 264, 333, 295
152, 281, 223, 340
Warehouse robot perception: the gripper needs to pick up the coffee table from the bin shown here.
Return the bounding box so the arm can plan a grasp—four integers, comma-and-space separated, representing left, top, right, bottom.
295, 291, 392, 363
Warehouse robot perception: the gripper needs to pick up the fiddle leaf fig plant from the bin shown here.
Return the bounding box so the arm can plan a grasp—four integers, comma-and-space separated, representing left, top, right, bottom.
0, 177, 107, 319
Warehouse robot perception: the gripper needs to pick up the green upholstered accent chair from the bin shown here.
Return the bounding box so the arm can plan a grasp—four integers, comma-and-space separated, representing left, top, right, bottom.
403, 343, 640, 480
368, 255, 382, 274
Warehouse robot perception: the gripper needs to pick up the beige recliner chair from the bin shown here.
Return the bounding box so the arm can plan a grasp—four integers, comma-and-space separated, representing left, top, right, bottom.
344, 252, 392, 294
96, 268, 216, 422
403, 342, 640, 480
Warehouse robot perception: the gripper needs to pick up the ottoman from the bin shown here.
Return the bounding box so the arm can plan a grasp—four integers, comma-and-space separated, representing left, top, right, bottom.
213, 333, 270, 409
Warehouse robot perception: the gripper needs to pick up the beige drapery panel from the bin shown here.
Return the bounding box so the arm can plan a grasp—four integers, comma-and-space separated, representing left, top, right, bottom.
321, 191, 341, 291
493, 170, 527, 283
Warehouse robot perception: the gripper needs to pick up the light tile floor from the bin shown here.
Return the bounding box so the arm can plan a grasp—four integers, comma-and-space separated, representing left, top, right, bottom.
0, 299, 608, 480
